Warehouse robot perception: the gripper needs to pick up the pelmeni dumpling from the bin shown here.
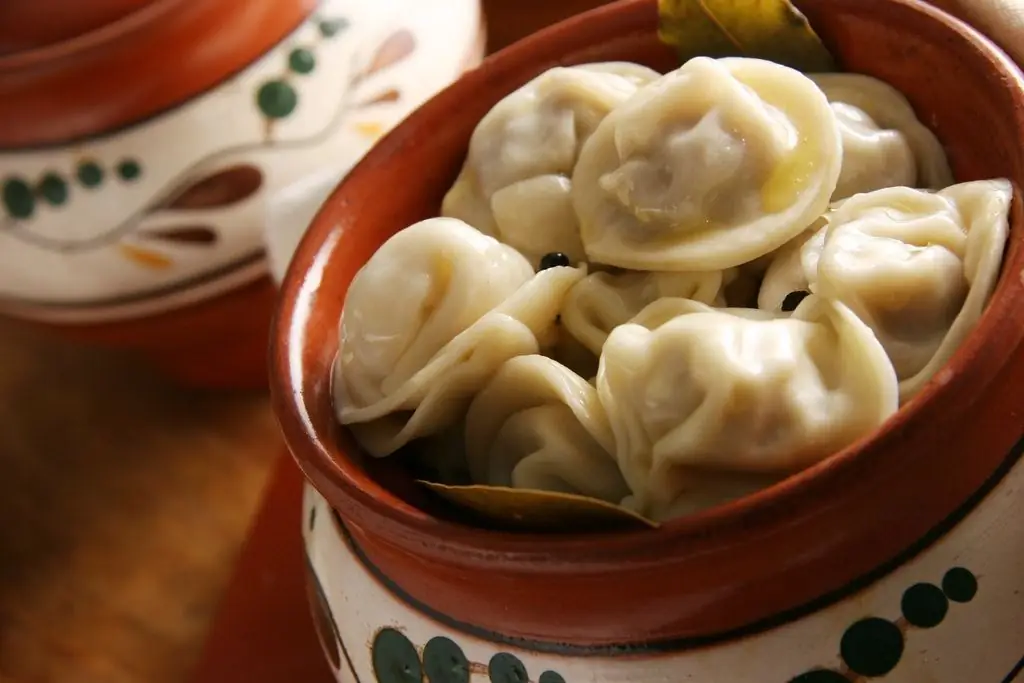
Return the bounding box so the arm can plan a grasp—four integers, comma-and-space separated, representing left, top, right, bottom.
560, 269, 727, 355
598, 295, 899, 520
334, 217, 585, 456
757, 219, 828, 313
464, 355, 628, 502
441, 62, 660, 266
338, 217, 533, 408
627, 296, 779, 330
810, 179, 1012, 402
572, 56, 842, 272
809, 73, 953, 200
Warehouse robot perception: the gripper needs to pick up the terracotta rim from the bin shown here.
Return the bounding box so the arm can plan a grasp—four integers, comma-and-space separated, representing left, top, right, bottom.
0, 0, 186, 70
0, 0, 316, 148
271, 0, 1024, 569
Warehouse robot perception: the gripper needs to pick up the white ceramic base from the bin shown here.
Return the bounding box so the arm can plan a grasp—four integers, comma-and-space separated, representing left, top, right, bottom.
303, 446, 1024, 683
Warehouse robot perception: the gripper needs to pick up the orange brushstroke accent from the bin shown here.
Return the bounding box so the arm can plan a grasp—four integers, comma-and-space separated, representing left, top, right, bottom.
119, 243, 173, 269
352, 121, 385, 140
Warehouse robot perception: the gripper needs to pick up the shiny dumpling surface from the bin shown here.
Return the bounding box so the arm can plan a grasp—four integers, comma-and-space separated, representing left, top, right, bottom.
597, 296, 898, 520
757, 217, 828, 313
810, 179, 1012, 402
334, 217, 584, 455
572, 56, 842, 272
809, 73, 954, 200
441, 62, 660, 266
464, 355, 628, 503
560, 269, 728, 356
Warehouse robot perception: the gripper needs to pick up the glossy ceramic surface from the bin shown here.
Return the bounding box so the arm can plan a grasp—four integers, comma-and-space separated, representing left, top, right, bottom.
272, 0, 1024, 671
303, 460, 1024, 682
0, 0, 482, 388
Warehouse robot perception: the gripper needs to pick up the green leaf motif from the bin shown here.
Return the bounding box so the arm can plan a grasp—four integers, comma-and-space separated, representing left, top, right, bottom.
658, 0, 837, 72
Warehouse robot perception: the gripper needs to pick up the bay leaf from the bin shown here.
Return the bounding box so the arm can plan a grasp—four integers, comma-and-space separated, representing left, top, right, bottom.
419, 481, 658, 532
658, 0, 837, 72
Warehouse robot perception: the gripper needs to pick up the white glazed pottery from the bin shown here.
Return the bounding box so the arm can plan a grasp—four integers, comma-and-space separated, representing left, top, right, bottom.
0, 0, 484, 323
264, 0, 486, 285
303, 457, 1024, 683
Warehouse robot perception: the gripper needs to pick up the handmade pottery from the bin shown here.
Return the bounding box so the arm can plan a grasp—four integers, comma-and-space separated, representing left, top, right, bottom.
0, 0, 483, 389
271, 0, 1024, 679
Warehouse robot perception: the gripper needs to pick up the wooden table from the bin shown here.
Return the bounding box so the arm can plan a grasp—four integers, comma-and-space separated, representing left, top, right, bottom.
0, 318, 281, 683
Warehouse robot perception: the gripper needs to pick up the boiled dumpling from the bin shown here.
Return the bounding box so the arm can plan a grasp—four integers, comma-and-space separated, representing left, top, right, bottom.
627, 296, 778, 329
809, 73, 953, 199
810, 179, 1012, 402
334, 217, 585, 456
827, 103, 916, 199
598, 295, 898, 520
572, 56, 842, 272
757, 218, 828, 313
338, 217, 532, 408
441, 62, 660, 267
560, 269, 727, 356
464, 355, 627, 502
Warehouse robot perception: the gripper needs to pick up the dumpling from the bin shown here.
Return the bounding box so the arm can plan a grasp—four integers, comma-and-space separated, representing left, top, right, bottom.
464, 355, 628, 503
334, 217, 585, 456
441, 62, 660, 266
572, 56, 842, 272
626, 296, 779, 329
810, 179, 1012, 402
560, 269, 727, 356
597, 295, 899, 520
827, 102, 916, 199
338, 217, 533, 408
757, 218, 828, 313
809, 73, 954, 199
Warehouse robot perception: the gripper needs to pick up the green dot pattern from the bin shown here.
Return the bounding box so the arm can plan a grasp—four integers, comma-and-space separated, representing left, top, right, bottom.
117, 159, 142, 182
942, 567, 978, 603
318, 17, 349, 37
538, 672, 567, 683
901, 583, 948, 628
77, 161, 104, 188
2, 177, 34, 219
488, 653, 528, 683
372, 628, 421, 683
257, 80, 298, 119
840, 617, 904, 677
39, 172, 69, 206
289, 48, 316, 74
422, 636, 469, 683
788, 670, 850, 683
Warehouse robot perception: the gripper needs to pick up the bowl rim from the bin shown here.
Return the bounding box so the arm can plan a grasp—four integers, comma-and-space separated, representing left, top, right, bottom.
0, 0, 186, 71
271, 0, 1024, 567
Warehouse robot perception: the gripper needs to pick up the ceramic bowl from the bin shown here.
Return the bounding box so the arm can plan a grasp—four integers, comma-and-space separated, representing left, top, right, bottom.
0, 0, 483, 389
272, 0, 1024, 679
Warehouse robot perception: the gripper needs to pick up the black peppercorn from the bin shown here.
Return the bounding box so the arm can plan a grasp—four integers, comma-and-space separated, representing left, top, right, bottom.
538, 252, 571, 271
781, 290, 810, 312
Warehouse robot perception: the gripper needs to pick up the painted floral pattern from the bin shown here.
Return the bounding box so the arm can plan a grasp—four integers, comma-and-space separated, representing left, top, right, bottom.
301, 443, 1024, 683
0, 0, 482, 323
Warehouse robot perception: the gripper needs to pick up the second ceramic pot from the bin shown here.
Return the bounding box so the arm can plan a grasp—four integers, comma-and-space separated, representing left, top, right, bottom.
0, 0, 484, 389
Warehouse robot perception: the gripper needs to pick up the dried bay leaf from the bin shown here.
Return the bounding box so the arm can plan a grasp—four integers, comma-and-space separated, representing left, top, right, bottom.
419, 481, 658, 532
658, 0, 837, 72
